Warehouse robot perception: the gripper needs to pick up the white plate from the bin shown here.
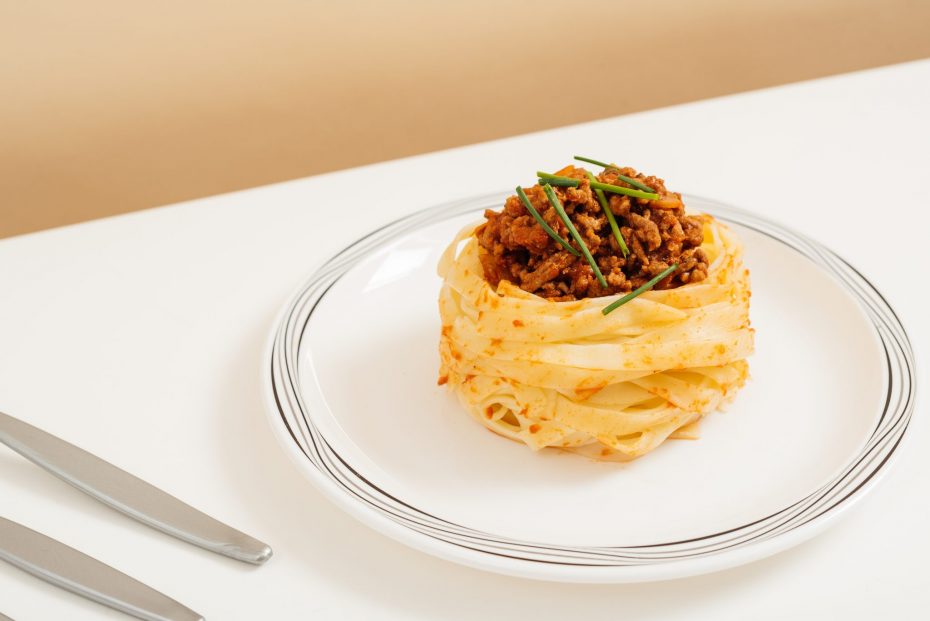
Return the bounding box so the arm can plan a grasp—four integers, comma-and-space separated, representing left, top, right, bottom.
263, 193, 915, 583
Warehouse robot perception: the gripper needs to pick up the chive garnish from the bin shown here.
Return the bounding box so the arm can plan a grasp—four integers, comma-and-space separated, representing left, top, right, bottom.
536, 175, 579, 187
601, 264, 679, 315
589, 179, 659, 201
585, 170, 629, 258
573, 156, 655, 193
537, 171, 580, 187
542, 184, 608, 289
572, 155, 615, 169
515, 186, 580, 257
537, 172, 659, 200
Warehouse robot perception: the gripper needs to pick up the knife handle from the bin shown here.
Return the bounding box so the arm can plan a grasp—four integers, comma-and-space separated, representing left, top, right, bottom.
0, 517, 203, 621
0, 411, 271, 565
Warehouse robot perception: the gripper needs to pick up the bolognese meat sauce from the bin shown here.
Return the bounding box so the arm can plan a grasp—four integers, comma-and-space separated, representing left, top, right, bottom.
475, 165, 708, 301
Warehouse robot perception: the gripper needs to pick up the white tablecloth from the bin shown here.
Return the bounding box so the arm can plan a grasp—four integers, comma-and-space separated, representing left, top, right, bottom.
1, 60, 927, 620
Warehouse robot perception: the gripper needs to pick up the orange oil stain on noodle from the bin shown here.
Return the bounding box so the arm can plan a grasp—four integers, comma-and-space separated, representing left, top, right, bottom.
575, 385, 607, 400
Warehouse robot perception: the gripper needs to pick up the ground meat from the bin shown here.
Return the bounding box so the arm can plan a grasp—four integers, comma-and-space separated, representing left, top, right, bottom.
475, 164, 708, 300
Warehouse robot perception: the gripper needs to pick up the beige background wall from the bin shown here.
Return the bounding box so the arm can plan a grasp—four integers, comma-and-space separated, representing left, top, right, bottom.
2, 0, 929, 239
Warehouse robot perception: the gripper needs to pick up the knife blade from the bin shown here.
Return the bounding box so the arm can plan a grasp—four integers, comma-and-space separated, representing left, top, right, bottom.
0, 517, 202, 621
0, 411, 271, 565
0, 612, 15, 621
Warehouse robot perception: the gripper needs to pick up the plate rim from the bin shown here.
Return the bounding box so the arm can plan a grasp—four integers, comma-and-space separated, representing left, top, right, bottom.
261, 192, 917, 583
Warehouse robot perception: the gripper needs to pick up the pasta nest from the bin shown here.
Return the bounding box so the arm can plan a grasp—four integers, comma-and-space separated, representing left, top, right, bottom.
437, 214, 753, 461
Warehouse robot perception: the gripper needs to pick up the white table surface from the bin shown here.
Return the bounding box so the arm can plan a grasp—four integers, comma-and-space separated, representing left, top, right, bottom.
1, 59, 927, 620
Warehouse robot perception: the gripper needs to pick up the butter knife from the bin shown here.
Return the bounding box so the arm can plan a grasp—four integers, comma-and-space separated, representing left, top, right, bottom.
0, 411, 272, 565
0, 517, 202, 621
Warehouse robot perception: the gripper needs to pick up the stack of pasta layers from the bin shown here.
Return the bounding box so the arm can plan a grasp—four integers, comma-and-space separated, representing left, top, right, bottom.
438, 215, 753, 461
